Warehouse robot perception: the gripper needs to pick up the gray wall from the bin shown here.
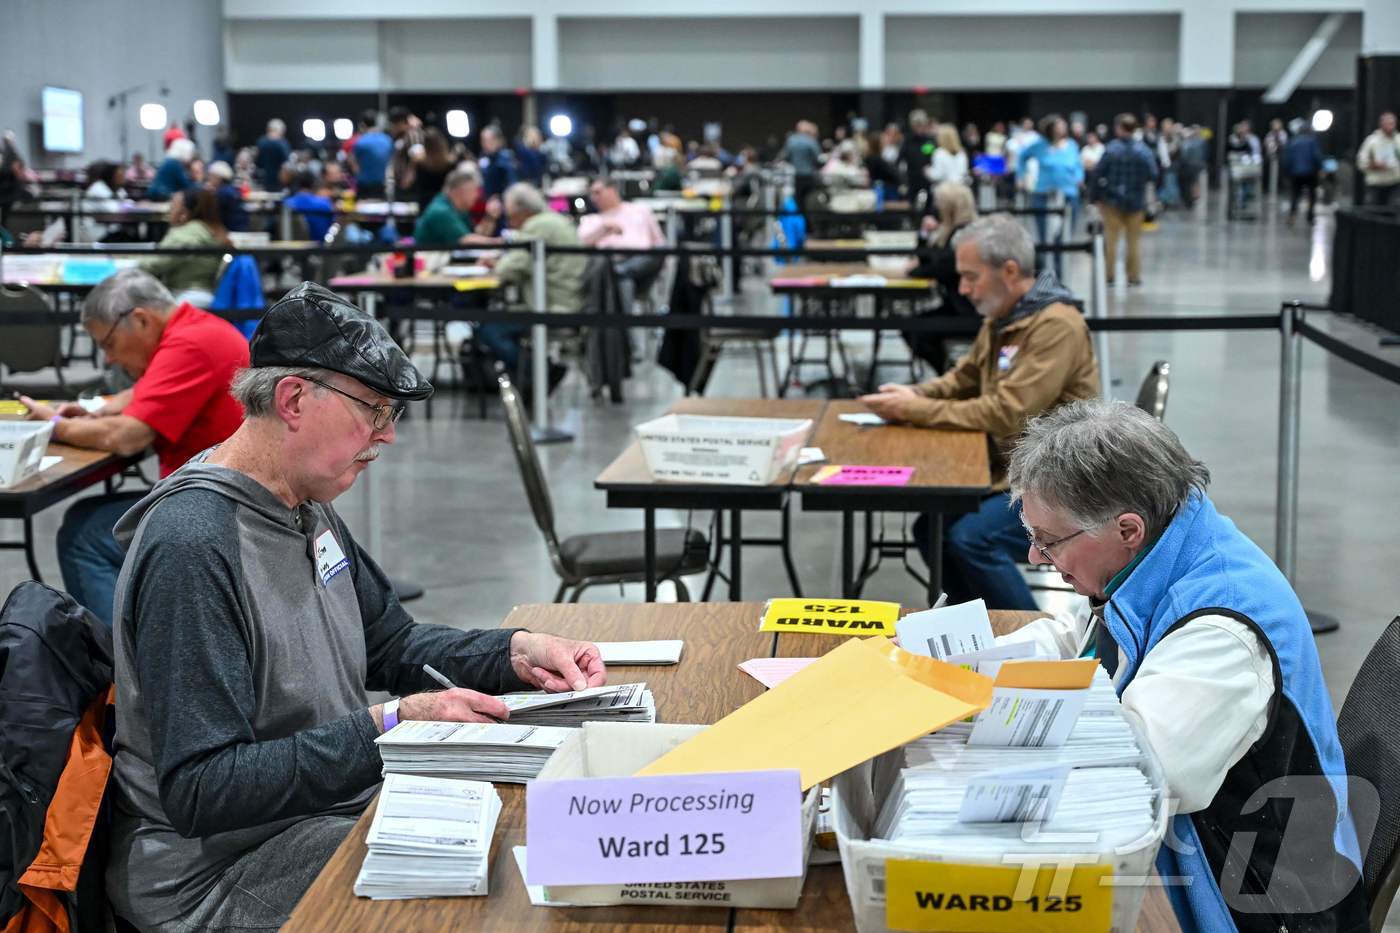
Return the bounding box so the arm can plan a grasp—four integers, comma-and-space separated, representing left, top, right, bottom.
0, 0, 225, 169
886, 14, 1180, 90
1234, 12, 1362, 88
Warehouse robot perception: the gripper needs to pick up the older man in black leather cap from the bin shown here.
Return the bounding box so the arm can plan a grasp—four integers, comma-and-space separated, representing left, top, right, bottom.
106, 283, 607, 932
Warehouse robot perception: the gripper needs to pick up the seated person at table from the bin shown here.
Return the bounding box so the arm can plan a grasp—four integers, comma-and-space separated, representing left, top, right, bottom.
139, 187, 231, 298
859, 214, 1097, 610
412, 163, 498, 247
482, 182, 585, 383
901, 181, 979, 372
76, 160, 128, 243
207, 160, 249, 232
1001, 401, 1366, 932
283, 170, 336, 242
146, 137, 196, 201
104, 283, 606, 932
20, 270, 248, 627
578, 175, 666, 309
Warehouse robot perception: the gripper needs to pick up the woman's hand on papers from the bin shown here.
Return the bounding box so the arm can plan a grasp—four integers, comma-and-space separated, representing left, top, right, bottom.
399, 688, 511, 724
510, 632, 608, 693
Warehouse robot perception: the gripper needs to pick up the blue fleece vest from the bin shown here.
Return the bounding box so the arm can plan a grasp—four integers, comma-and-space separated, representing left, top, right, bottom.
1100, 493, 1365, 932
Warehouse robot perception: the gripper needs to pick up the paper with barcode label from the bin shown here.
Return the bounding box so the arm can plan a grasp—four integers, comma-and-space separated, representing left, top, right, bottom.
896, 599, 994, 661
956, 764, 1070, 823
967, 687, 1088, 747
944, 641, 1040, 677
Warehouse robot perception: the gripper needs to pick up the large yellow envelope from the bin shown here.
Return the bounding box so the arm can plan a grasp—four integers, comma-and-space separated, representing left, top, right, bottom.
637, 637, 994, 789
993, 658, 1098, 690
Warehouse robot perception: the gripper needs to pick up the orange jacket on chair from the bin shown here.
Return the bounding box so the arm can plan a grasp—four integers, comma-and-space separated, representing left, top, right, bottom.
2, 687, 114, 933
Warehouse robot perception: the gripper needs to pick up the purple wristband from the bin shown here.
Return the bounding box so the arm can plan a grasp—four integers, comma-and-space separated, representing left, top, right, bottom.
50, 415, 62, 424
382, 698, 400, 732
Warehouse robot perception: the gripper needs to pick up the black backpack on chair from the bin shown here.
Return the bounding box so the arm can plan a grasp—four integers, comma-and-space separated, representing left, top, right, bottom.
0, 582, 114, 931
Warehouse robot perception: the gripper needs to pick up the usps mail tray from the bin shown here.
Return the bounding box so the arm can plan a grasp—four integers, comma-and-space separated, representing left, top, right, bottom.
531, 722, 819, 908
634, 415, 811, 486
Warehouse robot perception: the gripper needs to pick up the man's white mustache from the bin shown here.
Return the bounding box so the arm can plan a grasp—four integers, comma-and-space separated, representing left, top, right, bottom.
355, 445, 382, 462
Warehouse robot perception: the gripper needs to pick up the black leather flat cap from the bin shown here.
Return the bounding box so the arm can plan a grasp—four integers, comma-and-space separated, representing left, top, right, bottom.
250, 282, 434, 401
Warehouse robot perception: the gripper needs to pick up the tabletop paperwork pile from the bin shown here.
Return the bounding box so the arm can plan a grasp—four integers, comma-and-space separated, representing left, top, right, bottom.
353, 774, 501, 899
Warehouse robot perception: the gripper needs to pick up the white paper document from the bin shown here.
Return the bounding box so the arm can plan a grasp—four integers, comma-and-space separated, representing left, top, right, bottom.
38, 456, 63, 472
595, 640, 683, 665
496, 681, 655, 727
797, 446, 826, 465
838, 412, 885, 426
377, 720, 571, 783
967, 686, 1090, 748
896, 599, 995, 661
957, 764, 1070, 823
353, 774, 501, 900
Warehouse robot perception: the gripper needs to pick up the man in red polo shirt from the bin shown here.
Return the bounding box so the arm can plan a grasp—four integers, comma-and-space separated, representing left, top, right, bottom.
21, 268, 249, 626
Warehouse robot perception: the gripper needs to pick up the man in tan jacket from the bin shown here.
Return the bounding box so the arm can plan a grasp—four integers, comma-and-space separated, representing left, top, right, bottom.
861, 214, 1098, 608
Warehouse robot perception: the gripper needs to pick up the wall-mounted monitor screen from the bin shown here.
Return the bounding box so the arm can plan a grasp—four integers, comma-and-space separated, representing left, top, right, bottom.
42, 86, 84, 153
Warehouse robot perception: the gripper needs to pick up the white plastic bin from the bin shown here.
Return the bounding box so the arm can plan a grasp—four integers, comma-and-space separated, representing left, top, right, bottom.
634, 415, 812, 486
0, 421, 54, 489
831, 736, 1170, 933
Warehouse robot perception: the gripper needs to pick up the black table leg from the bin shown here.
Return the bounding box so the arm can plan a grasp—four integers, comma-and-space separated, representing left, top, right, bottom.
780, 502, 803, 596
23, 516, 42, 583
841, 510, 855, 598
729, 509, 743, 601
644, 507, 657, 602
925, 511, 943, 606
701, 511, 724, 601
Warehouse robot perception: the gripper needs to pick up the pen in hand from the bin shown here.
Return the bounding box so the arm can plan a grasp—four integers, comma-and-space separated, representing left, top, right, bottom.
421, 664, 505, 723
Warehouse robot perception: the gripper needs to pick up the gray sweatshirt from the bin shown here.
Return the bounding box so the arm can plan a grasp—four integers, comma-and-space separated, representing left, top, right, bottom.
104, 460, 529, 926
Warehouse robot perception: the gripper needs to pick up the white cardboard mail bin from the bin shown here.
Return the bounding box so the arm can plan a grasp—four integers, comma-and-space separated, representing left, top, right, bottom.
531, 722, 820, 909
635, 415, 812, 486
863, 231, 918, 276
0, 421, 54, 489
831, 734, 1170, 933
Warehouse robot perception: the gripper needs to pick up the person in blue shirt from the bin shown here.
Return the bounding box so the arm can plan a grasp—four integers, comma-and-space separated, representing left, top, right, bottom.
350, 110, 393, 200
1017, 114, 1084, 279
283, 171, 335, 242
147, 138, 196, 202
479, 126, 518, 199
1090, 114, 1159, 286
1282, 124, 1325, 227
514, 126, 547, 187
253, 120, 291, 192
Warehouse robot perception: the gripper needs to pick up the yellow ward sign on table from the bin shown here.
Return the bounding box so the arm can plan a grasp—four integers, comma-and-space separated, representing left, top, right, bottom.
758, 598, 900, 636
884, 860, 1114, 933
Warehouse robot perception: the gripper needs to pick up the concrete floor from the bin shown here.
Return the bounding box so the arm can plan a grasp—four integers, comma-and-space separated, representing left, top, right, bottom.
4, 199, 1398, 919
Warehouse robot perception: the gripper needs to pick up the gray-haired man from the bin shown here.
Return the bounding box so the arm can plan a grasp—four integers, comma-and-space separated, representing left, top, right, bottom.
479, 182, 584, 383
106, 283, 607, 932
860, 214, 1098, 609
19, 269, 248, 626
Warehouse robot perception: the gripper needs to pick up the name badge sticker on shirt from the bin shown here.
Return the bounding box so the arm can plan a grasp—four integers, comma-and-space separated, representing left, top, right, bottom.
315, 529, 350, 586
997, 345, 1020, 373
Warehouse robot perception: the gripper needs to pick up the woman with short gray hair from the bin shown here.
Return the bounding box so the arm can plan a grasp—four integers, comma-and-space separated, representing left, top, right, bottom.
1000, 399, 1365, 931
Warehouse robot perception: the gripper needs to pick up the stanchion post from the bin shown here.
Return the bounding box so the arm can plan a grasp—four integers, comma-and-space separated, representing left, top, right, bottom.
1275, 301, 1339, 634
1219, 165, 1230, 223
530, 238, 573, 444
280, 202, 292, 242
719, 197, 735, 304
1090, 226, 1111, 398
1276, 301, 1301, 581
1268, 158, 1280, 205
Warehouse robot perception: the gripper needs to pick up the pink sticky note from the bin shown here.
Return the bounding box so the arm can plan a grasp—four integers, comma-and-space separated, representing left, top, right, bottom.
525, 770, 803, 886
818, 465, 914, 486
738, 657, 818, 689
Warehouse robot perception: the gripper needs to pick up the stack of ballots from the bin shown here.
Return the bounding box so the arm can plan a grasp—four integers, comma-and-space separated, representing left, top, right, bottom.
377, 721, 573, 783
353, 773, 502, 899
499, 682, 655, 727
874, 668, 1158, 855
877, 598, 1160, 854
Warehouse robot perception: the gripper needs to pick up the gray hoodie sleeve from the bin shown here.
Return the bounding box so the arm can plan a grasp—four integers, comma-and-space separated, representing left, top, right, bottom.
333, 511, 533, 696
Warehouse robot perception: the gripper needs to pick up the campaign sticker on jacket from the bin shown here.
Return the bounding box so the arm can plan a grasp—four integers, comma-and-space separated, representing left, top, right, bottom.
997, 345, 1020, 373
315, 529, 350, 585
